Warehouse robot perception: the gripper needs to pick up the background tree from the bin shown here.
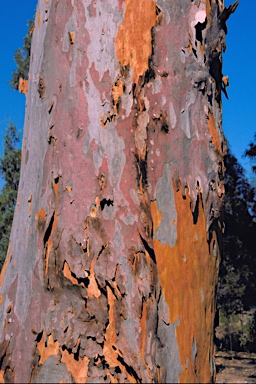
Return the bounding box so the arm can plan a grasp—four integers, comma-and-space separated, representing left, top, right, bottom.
0, 1, 237, 382
9, 19, 34, 93
217, 149, 256, 350
0, 18, 33, 269
0, 123, 21, 270
245, 133, 256, 174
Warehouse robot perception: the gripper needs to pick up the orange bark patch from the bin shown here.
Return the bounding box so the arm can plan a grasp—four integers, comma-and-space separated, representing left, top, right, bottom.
37, 331, 60, 365
0, 242, 11, 288
37, 208, 46, 221
65, 185, 72, 193
115, 0, 157, 83
68, 31, 75, 44
37, 10, 41, 28
103, 287, 136, 382
103, 287, 117, 366
205, 0, 212, 21
61, 349, 89, 383
152, 187, 219, 383
0, 295, 3, 307
208, 111, 221, 152
140, 299, 147, 366
0, 370, 4, 383
112, 78, 123, 114
52, 179, 59, 202
17, 194, 20, 212
35, 207, 47, 234
0, 257, 8, 289
87, 258, 101, 298
35, 207, 47, 222
63, 261, 79, 285
150, 200, 162, 233
18, 77, 28, 95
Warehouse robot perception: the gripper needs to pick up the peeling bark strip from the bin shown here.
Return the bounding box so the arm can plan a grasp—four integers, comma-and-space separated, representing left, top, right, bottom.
0, 0, 236, 383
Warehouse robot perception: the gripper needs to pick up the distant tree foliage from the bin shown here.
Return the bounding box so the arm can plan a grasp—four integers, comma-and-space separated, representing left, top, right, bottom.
0, 123, 21, 270
9, 20, 34, 90
218, 150, 256, 316
245, 133, 256, 174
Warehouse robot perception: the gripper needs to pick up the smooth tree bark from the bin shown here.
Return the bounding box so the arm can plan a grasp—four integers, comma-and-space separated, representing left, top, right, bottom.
0, 0, 237, 382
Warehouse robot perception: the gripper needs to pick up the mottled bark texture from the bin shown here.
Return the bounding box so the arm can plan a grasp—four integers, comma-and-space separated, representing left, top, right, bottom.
0, 0, 235, 382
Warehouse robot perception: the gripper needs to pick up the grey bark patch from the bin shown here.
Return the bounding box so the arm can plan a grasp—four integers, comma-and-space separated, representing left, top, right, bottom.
169, 101, 177, 128
201, 287, 204, 303
33, 356, 73, 383
180, 91, 196, 139
156, 295, 182, 382
192, 337, 197, 363
120, 211, 138, 225
113, 220, 124, 251
84, 71, 126, 191
154, 163, 177, 247
83, 0, 123, 81
102, 201, 116, 220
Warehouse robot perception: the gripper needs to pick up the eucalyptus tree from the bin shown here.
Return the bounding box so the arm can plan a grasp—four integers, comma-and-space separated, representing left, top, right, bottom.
0, 1, 237, 382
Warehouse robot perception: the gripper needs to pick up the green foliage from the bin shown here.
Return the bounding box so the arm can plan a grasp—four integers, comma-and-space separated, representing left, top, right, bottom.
0, 122, 21, 270
216, 149, 256, 351
245, 133, 256, 174
9, 20, 34, 90
216, 309, 256, 352
218, 150, 256, 316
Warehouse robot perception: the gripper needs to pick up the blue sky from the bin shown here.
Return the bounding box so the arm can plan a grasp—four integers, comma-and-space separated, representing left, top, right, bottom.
0, 0, 255, 189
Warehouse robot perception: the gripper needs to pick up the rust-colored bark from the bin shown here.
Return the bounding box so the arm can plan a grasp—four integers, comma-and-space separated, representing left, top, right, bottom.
0, 0, 236, 382
18, 77, 28, 95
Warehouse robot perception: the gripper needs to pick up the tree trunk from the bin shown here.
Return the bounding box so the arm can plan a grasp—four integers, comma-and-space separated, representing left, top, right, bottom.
0, 0, 231, 382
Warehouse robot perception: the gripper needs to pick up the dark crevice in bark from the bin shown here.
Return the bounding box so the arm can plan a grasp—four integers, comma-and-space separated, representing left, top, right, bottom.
134, 153, 148, 189
192, 197, 199, 225
156, 5, 162, 16
106, 280, 120, 300
95, 277, 108, 298
61, 344, 73, 354
48, 102, 54, 114
76, 128, 84, 139
161, 119, 169, 134
195, 19, 207, 44
139, 297, 145, 320
116, 354, 142, 383
192, 47, 198, 59
139, 234, 156, 264
43, 211, 55, 247
144, 63, 155, 85
0, 349, 6, 370
62, 260, 90, 287
73, 272, 90, 288
54, 176, 59, 184
100, 198, 114, 211
209, 51, 222, 104
152, 112, 169, 134
218, 1, 239, 34
218, 161, 225, 181
97, 244, 107, 260
73, 342, 81, 361
99, 357, 110, 370
38, 77, 45, 98
120, 63, 130, 78
69, 233, 88, 254
114, 366, 122, 374
208, 218, 223, 256
47, 135, 57, 145
35, 331, 43, 343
